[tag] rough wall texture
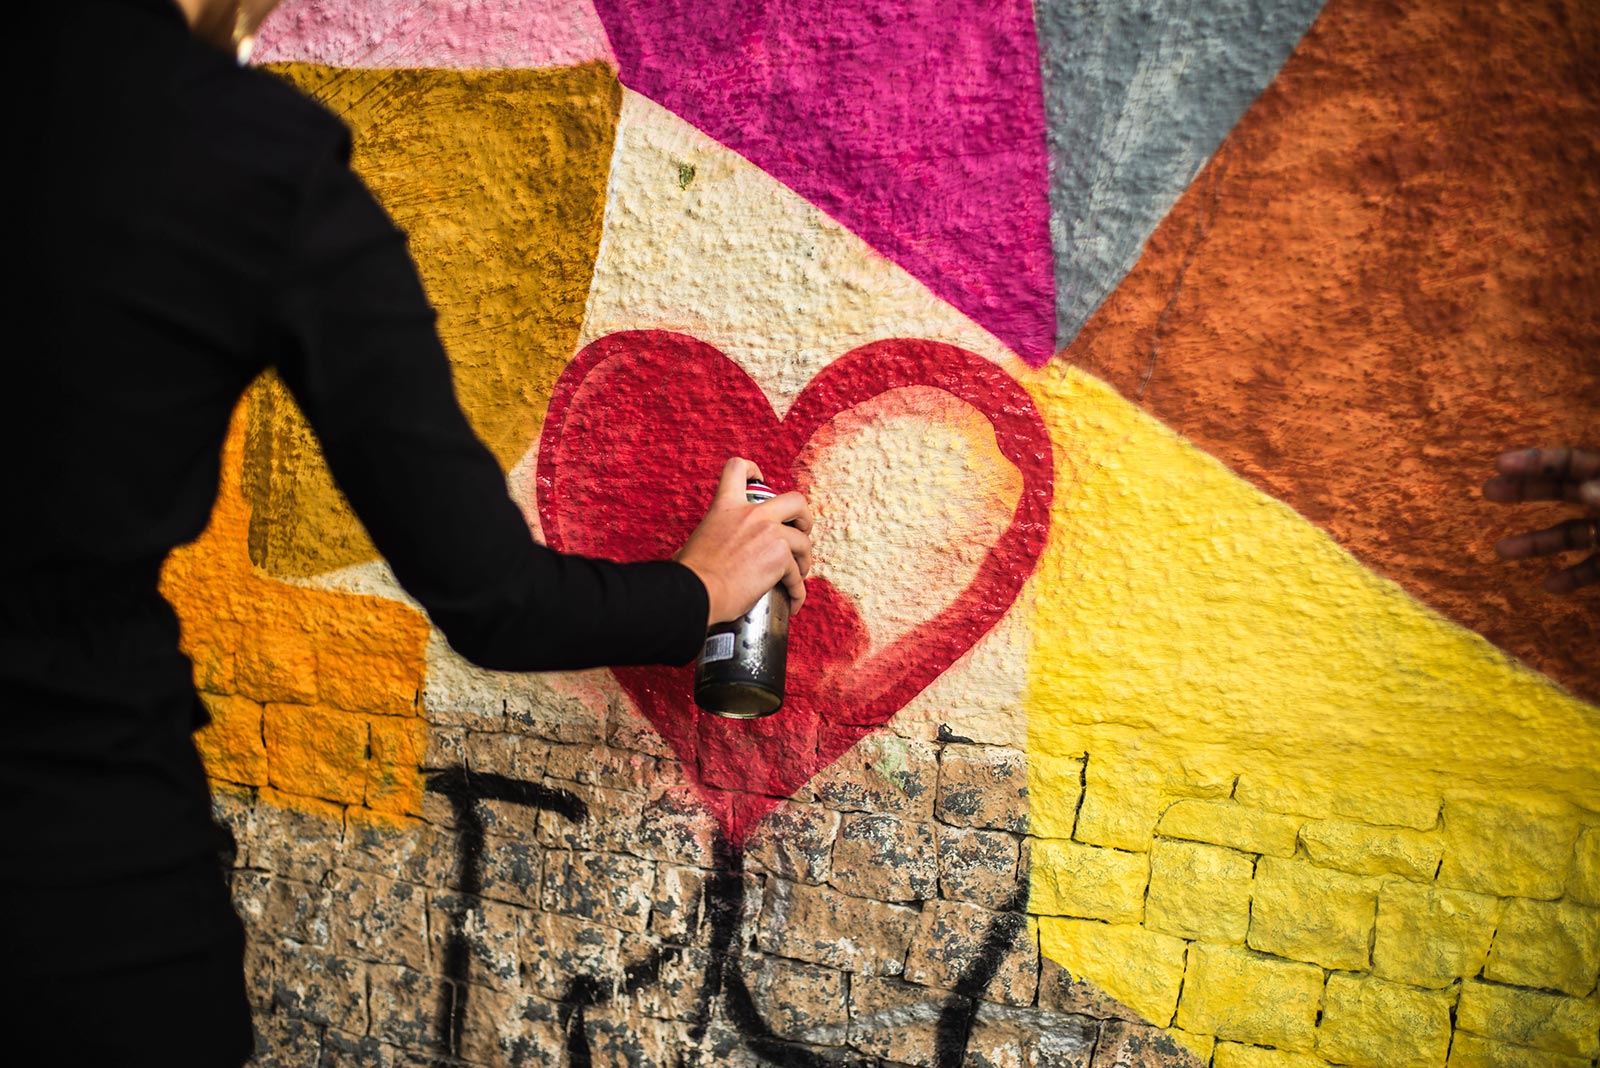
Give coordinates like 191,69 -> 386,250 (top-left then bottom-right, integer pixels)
151,2 -> 1598,1066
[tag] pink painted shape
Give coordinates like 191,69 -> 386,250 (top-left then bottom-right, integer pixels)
255,0 -> 615,69
593,0 -> 1056,364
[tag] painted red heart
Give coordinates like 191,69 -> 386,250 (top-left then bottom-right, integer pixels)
536,331 -> 1053,843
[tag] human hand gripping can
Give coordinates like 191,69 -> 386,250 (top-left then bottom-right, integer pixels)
692,480 -> 789,718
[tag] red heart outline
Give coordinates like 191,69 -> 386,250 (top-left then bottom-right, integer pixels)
537,331 -> 1053,842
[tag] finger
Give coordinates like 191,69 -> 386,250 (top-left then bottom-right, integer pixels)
1495,517 -> 1600,559
779,556 -> 807,611
1495,446 -> 1600,483
780,524 -> 813,577
1583,480 -> 1600,509
1544,552 -> 1600,595
763,490 -> 814,534
1482,474 -> 1587,504
715,457 -> 763,504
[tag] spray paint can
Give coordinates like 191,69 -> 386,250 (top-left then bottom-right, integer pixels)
693,480 -> 789,719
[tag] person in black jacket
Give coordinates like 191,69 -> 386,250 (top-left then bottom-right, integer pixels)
4,1 -> 811,1063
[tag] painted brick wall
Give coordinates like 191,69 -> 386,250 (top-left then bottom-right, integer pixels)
149,2 -> 1599,1066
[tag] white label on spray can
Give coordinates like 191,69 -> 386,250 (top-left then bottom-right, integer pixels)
701,632 -> 735,664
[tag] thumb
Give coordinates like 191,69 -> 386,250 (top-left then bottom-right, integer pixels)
1582,480 -> 1600,509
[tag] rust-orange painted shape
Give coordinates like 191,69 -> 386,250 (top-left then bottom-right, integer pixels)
1067,0 -> 1599,701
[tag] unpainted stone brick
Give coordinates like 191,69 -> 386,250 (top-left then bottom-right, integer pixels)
634,783 -> 719,867
1484,897 -> 1600,998
1146,837 -> 1253,942
936,824 -> 1022,910
649,864 -> 708,944
607,707 -> 678,758
904,900 -> 1037,1007
533,779 -> 645,853
258,875 -> 334,947
249,1011 -> 323,1068
503,677 -> 607,743
252,789 -> 344,883
422,646 -> 510,730
367,963 -> 444,1049
463,732 -> 529,778
212,785 -> 257,866
267,939 -> 367,1033
831,812 -> 938,902
1037,955 -> 1139,1022
1456,980 -> 1600,1058
317,1029 -> 397,1068
427,893 -> 523,990
1036,916 -> 1187,1027
468,834 -> 541,908
630,943 -> 713,1023
1439,795 -> 1582,900
327,869 -> 427,967
962,1003 -> 1098,1068
744,800 -> 841,885
744,954 -> 851,1042
545,742 -> 659,792
1371,880 -> 1499,989
1029,839 -> 1148,923
424,727 -> 466,771
519,910 -> 625,1002
242,924 -> 279,1015
1248,856 -> 1378,971
697,867 -> 768,953
541,849 -> 656,933
582,1005 -> 680,1068
812,732 -> 938,819
1092,1019 -> 1206,1067
1315,973 -> 1452,1068
848,976 -> 956,1067
1157,800 -> 1300,859
457,985 -> 562,1068
937,745 -> 1028,832
757,877 -> 919,976
1174,944 -> 1323,1052
341,807 -> 449,886
476,797 -> 547,845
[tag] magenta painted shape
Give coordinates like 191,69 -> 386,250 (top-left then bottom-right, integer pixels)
593,0 -> 1057,364
255,0 -> 615,69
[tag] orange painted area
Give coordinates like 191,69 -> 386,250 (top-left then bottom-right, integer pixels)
161,404 -> 432,818
1067,0 -> 1599,700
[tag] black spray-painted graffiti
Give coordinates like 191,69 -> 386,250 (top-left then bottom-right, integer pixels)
424,769 -> 1026,1067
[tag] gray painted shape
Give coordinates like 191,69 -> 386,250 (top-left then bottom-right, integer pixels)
1037,0 -> 1326,349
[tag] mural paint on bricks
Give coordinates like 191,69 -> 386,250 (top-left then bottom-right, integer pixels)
1063,0 -> 1600,703
536,331 -> 1052,843
1034,0 -> 1325,348
254,0 -> 615,69
592,0 -> 1057,365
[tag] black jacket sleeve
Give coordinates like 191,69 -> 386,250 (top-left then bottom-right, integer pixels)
267,132 -> 707,671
